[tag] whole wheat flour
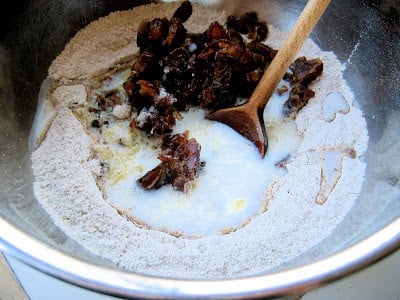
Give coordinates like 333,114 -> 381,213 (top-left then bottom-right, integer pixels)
30,2 -> 368,279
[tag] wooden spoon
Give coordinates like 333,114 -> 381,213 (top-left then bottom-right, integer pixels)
207,0 -> 331,157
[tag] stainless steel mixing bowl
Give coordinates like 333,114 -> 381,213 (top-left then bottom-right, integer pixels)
0,0 -> 399,298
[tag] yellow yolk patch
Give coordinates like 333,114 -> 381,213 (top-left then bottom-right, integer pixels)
228,199 -> 247,213
99,146 -> 141,186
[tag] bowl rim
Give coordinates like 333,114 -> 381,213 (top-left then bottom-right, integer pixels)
0,216 -> 399,299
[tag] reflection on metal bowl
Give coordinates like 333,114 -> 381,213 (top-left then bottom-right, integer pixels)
0,0 -> 399,298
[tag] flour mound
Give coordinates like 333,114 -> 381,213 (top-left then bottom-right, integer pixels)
48,2 -> 226,83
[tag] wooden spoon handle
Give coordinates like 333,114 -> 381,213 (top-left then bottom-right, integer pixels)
250,0 -> 331,110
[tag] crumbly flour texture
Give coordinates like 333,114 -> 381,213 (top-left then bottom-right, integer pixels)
31,2 -> 368,279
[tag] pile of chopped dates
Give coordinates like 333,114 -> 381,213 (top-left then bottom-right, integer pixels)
119,1 -> 323,192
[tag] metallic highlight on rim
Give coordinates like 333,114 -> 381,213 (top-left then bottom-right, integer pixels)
0,217 -> 399,299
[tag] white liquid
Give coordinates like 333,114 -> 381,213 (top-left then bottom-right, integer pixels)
105,84 -> 301,236
322,92 -> 350,122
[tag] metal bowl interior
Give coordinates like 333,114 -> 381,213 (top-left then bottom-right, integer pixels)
0,0 -> 399,298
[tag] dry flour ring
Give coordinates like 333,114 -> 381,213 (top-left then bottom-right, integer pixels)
30,1 -> 368,279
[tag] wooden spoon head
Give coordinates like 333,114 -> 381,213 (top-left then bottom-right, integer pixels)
206,104 -> 267,157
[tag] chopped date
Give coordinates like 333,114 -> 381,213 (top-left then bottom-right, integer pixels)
283,57 -> 323,115
226,12 -> 258,35
283,83 -> 316,116
127,80 -> 160,111
123,51 -> 160,98
207,22 -> 228,40
215,40 -> 244,60
162,47 -> 190,74
227,29 -> 245,48
148,18 -> 169,42
136,80 -> 160,99
162,47 -> 194,107
137,164 -> 167,190
172,0 -> 193,23
248,20 -> 269,42
138,132 -> 202,192
137,18 -> 169,51
246,41 -> 277,59
198,39 -> 243,61
238,50 -> 265,69
134,105 -> 176,136
226,12 -> 268,41
163,18 -> 187,49
289,57 -> 323,86
132,51 -> 155,74
133,82 -> 177,135
154,89 -> 177,109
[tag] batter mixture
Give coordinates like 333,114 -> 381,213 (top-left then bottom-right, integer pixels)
30,1 -> 368,278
